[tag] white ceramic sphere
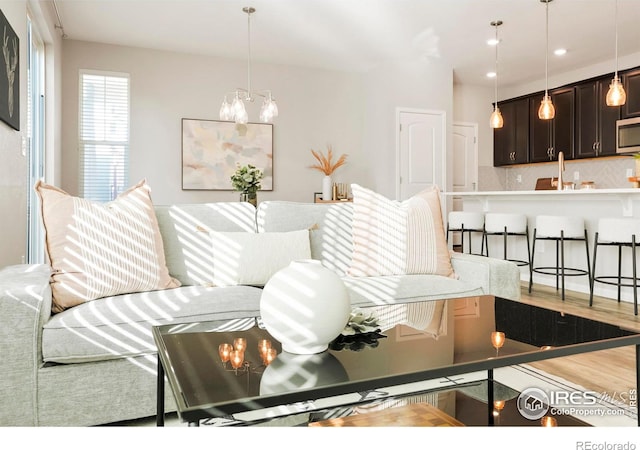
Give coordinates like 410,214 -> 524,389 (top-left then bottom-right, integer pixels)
260,259 -> 350,354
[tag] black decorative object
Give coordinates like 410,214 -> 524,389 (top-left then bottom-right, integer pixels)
0,9 -> 18,131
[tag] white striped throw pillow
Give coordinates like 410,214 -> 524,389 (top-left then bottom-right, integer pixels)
35,179 -> 180,313
348,184 -> 454,278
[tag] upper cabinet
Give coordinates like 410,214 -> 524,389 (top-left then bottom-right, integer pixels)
528,87 -> 574,163
622,68 -> 640,118
493,98 -> 529,166
575,75 -> 620,158
493,66 -> 640,167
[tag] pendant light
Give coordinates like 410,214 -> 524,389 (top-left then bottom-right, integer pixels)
606,0 -> 626,106
219,7 -> 278,124
489,20 -> 504,129
538,0 -> 555,120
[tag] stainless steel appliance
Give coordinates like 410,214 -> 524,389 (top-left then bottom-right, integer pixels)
617,117 -> 640,154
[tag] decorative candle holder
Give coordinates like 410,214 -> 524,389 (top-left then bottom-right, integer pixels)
263,348 -> 277,366
541,416 -> 558,427
230,350 -> 245,373
258,339 -> 272,360
234,337 -> 247,353
218,343 -> 233,364
491,331 -> 505,356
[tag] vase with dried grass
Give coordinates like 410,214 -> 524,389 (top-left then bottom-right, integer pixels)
309,146 -> 347,201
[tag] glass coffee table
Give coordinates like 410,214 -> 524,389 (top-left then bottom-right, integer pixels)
153,296 -> 640,427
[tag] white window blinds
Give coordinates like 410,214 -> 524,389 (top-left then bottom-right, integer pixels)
79,71 -> 130,202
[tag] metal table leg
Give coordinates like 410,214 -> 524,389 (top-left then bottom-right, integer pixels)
157,354 -> 165,427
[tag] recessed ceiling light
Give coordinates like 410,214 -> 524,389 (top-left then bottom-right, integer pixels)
487,72 -> 496,78
554,48 -> 567,56
487,38 -> 500,46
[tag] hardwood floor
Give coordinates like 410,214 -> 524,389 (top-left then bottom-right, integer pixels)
516,282 -> 638,406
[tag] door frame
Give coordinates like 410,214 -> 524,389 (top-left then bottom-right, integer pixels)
395,107 -> 447,201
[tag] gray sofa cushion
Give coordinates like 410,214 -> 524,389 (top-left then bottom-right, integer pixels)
42,285 -> 263,364
257,201 -> 354,276
155,203 -> 258,285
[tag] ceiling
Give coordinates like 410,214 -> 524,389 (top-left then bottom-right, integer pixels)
52,0 -> 640,88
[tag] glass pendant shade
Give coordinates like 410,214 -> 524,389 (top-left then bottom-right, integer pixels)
219,97 -> 233,121
538,94 -> 555,120
490,106 -> 504,129
606,77 -> 626,106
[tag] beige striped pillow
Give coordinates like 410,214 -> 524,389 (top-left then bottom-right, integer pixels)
348,184 -> 454,278
35,180 -> 180,313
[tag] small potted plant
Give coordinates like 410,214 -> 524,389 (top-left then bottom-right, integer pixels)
309,145 -> 347,201
230,164 -> 263,206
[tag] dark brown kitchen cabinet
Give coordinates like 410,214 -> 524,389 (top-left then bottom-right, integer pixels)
529,93 -> 552,162
622,68 -> 640,118
529,87 -> 574,162
575,75 -> 620,158
493,98 -> 529,166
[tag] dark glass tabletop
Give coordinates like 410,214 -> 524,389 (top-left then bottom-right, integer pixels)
153,296 -> 640,425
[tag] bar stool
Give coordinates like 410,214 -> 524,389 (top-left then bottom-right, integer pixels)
590,218 -> 640,316
483,213 -> 530,267
529,215 -> 592,301
446,211 -> 486,256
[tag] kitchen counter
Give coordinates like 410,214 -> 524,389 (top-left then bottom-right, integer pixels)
445,188 -> 640,304
446,188 -> 640,217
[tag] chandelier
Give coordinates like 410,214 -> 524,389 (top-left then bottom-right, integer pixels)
219,7 -> 278,124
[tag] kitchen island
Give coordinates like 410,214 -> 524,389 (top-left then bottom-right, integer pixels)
445,189 -> 640,305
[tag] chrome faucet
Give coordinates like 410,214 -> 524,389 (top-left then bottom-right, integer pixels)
557,151 -> 565,190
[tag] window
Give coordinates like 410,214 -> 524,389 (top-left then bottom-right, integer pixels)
79,70 -> 130,202
26,13 -> 45,264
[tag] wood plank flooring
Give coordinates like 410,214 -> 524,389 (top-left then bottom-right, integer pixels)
517,282 -> 638,405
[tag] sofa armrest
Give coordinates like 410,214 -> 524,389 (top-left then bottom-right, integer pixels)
0,264 -> 52,425
450,253 -> 521,301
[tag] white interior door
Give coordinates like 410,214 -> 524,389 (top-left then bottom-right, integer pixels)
396,109 -> 446,201
452,122 -> 478,211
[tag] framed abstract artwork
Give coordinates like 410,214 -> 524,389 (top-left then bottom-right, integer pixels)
0,9 -> 19,131
182,119 -> 273,190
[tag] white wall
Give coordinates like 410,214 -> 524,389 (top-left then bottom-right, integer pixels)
0,0 -> 61,268
362,58 -> 453,199
453,83 -> 507,191
61,41 -> 368,205
0,1 -> 27,268
61,40 -> 455,207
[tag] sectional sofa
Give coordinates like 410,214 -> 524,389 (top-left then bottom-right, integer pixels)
0,188 -> 520,426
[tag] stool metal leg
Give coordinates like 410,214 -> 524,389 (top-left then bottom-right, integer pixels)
529,229 -> 537,293
461,224 -> 466,254
526,226 -> 532,269
634,236 -> 638,316
560,231 -> 565,301
555,239 -> 560,292
618,244 -> 623,302
502,226 -> 508,261
590,232 -> 599,307
584,229 -> 592,300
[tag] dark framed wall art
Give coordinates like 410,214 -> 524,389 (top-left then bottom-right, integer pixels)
181,119 -> 273,190
0,9 -> 18,131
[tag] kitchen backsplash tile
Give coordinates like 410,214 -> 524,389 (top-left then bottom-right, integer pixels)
480,157 -> 636,191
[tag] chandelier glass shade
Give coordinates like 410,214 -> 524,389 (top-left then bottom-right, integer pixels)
490,20 -> 503,129
606,0 -> 626,106
219,7 -> 278,124
538,0 -> 555,120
